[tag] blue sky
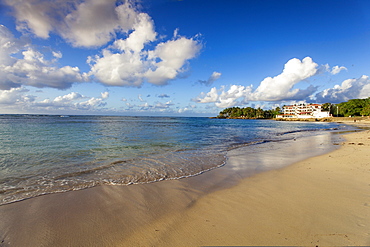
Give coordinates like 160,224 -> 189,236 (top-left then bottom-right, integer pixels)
1,0 -> 370,116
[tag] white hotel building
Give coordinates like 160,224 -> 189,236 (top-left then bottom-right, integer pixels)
276,103 -> 331,119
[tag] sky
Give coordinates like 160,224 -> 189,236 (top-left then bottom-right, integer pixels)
0,0 -> 370,116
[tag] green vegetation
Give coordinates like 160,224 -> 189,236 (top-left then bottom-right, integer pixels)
217,106 -> 281,119
322,98 -> 370,117
217,97 -> 370,119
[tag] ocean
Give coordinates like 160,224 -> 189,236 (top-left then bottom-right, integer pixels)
0,115 -> 353,205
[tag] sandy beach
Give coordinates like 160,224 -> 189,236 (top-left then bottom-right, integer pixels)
1,122 -> 370,246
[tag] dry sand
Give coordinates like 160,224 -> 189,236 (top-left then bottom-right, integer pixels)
144,131 -> 370,246
1,123 -> 369,246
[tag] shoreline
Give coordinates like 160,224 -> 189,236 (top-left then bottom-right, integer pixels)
213,116 -> 370,123
0,121 -> 369,246
154,129 -> 370,246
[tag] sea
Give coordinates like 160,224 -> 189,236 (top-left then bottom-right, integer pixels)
0,114 -> 355,205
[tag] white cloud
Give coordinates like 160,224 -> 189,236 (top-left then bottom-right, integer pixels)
112,13 -> 157,53
195,57 -> 319,108
178,104 -> 199,114
53,92 -> 84,103
359,83 -> 370,99
0,87 -> 34,105
216,85 -> 252,108
178,107 -> 188,113
3,1 -> 202,89
52,51 -> 62,59
138,94 -> 144,102
87,48 -> 145,87
315,75 -> 370,103
101,91 -> 109,99
195,87 -> 220,103
0,25 -> 26,89
0,88 -> 109,113
5,0 -> 56,39
198,74 -> 370,110
154,100 -> 174,109
330,65 -> 347,75
4,47 -> 85,89
0,25 -> 22,66
144,37 -> 202,85
199,71 -> 222,86
86,12 -> 156,87
251,57 -> 318,101
139,102 -> 151,110
4,0 -> 139,48
75,97 -> 107,110
89,33 -> 202,87
194,85 -> 252,108
63,0 -> 135,47
0,25 -> 85,90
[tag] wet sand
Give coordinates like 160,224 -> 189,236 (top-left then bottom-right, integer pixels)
1,124 -> 370,246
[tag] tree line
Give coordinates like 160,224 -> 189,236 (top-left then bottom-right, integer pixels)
217,106 -> 281,119
217,97 -> 370,119
322,98 -> 370,117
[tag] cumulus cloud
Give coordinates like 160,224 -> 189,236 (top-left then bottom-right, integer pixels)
154,101 -> 174,109
320,64 -> 347,75
38,91 -> 108,111
195,57 -> 319,108
101,91 -> 109,99
0,25 -> 22,66
134,100 -> 176,112
195,87 -> 220,104
2,47 -> 85,89
199,71 -> 222,86
330,65 -> 347,75
0,87 -> 34,105
216,85 -> 253,108
53,92 -> 84,103
86,9 -> 201,87
88,34 -> 201,87
0,25 -> 85,90
178,104 -> 197,114
251,57 -> 318,101
4,0 -> 139,48
5,0 -> 57,39
3,1 -> 202,90
315,75 -> 370,103
75,97 -> 107,110
63,0 -> 138,47
144,36 -> 202,85
112,13 -> 157,53
195,57 -> 370,108
194,85 -> 252,108
0,88 -> 109,112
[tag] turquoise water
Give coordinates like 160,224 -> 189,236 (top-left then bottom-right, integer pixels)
0,115 -> 351,205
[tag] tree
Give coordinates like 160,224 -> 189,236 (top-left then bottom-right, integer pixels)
256,108 -> 264,118
332,98 -> 370,117
322,103 -> 332,112
217,98 -> 370,119
242,107 -> 256,118
360,105 -> 370,116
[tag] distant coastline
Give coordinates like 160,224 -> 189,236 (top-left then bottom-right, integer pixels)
275,116 -> 370,122
211,116 -> 370,123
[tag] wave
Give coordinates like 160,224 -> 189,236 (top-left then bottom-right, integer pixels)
0,116 -> 352,206
276,127 -> 340,136
0,149 -> 226,205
